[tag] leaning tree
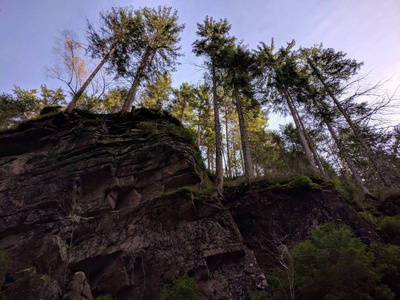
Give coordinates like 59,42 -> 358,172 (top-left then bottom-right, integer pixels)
65,6 -> 141,113
119,6 -> 184,113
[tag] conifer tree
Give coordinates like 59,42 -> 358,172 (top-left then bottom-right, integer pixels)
220,44 -> 258,184
120,6 -> 184,113
302,46 -> 393,187
66,7 -> 140,113
193,17 -> 235,195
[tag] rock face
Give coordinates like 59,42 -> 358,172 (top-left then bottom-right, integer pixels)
228,185 -> 381,271
0,110 -> 380,299
0,110 -> 264,299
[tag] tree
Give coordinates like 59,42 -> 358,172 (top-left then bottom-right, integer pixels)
0,85 -> 66,130
302,46 -> 393,187
46,30 -> 89,97
258,41 -> 325,178
140,71 -> 172,109
262,223 -> 396,300
120,6 -> 184,113
65,6 -> 141,113
220,44 -> 258,184
170,82 -> 196,124
193,16 -> 235,195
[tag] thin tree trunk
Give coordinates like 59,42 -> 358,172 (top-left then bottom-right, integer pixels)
212,64 -> 224,196
310,96 -> 370,194
325,120 -> 370,195
121,48 -> 153,113
283,88 -> 320,175
207,146 -> 210,171
234,89 -> 254,184
294,99 -> 330,180
180,101 -> 186,123
224,106 -> 232,178
222,149 -> 228,175
238,131 -> 245,174
309,61 -> 391,187
197,111 -> 202,147
66,44 -> 118,113
232,148 -> 238,177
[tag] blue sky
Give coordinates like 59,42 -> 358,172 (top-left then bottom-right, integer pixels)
1,0 -> 399,126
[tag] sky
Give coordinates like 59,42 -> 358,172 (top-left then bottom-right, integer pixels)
1,0 -> 399,128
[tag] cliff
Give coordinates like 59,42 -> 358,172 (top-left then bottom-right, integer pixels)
0,109 -> 381,299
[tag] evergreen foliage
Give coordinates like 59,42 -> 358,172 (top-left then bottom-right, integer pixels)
256,223 -> 400,300
161,274 -> 200,300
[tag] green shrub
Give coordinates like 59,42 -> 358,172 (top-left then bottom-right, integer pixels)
263,223 -> 398,299
381,216 -> 400,236
288,175 -> 312,188
359,212 -> 381,229
162,123 -> 197,147
161,274 -> 200,300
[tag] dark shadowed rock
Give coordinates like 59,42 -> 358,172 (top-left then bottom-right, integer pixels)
0,110 -> 264,299
0,267 -> 62,300
228,185 -> 381,271
63,271 -> 92,300
379,194 -> 400,216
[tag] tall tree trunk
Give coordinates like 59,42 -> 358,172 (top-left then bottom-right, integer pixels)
121,48 -> 153,113
237,130 -> 245,173
212,64 -> 224,195
309,61 -> 391,187
310,96 -> 371,194
293,99 -> 330,180
179,101 -> 186,123
283,88 -> 320,175
325,120 -> 370,195
234,89 -> 254,184
207,146 -> 210,171
65,44 -> 118,113
232,147 -> 238,177
197,111 -> 202,147
224,106 -> 232,178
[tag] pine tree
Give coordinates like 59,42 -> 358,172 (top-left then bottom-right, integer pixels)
65,7 -> 140,113
120,6 -> 184,113
193,17 -> 235,195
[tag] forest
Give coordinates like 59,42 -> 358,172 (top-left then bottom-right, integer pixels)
1,5 -> 400,300
1,6 -> 398,200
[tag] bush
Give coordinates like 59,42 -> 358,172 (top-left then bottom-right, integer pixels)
381,216 -> 400,236
263,223 -> 398,299
288,175 -> 312,188
161,274 -> 200,300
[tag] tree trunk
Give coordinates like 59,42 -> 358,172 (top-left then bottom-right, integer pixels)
283,88 -> 320,175
224,106 -> 232,178
207,146 -> 210,171
65,44 -> 118,113
310,96 -> 371,194
197,111 -> 202,147
212,64 -> 224,195
121,48 -> 153,113
234,89 -> 254,185
232,147 -> 238,177
237,130 -> 245,174
180,101 -> 186,123
325,120 -> 370,195
293,98 -> 330,180
309,61 -> 392,187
